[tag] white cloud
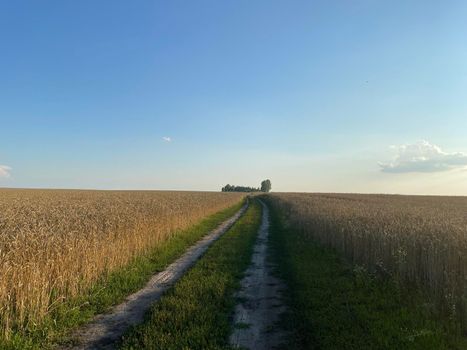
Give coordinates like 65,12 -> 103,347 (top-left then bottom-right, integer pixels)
379,140 -> 467,173
0,165 -> 11,178
162,136 -> 172,142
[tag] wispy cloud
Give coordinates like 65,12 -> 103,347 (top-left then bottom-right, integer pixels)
379,140 -> 467,173
162,136 -> 172,142
0,165 -> 12,178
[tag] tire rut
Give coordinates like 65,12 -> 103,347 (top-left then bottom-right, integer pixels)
61,202 -> 249,350
229,200 -> 288,350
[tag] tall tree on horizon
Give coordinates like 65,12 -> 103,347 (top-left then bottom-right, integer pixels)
261,179 -> 271,193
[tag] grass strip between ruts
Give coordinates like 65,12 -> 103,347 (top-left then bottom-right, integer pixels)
4,199 -> 246,350
265,196 -> 467,350
119,199 -> 262,350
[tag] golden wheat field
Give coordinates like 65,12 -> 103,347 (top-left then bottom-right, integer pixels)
0,189 -> 244,338
269,193 -> 467,329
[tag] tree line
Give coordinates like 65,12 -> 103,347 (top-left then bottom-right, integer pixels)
221,179 -> 271,193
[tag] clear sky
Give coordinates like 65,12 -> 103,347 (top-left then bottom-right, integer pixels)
1,1 -> 466,194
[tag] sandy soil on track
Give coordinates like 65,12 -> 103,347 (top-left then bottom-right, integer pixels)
229,201 -> 288,350
62,202 -> 248,350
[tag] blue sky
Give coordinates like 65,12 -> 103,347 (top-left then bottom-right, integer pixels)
1,0 -> 467,194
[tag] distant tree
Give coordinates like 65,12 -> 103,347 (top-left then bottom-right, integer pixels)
221,184 -> 259,192
261,179 -> 271,193
222,184 -> 233,192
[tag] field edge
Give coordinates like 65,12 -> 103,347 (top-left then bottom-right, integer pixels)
264,195 -> 467,350
119,199 -> 263,349
3,198 -> 246,350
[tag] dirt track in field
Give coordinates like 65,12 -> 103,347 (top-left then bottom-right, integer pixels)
62,202 -> 248,350
229,201 -> 288,350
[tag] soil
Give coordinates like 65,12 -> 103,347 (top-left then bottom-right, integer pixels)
62,202 -> 248,350
229,201 -> 288,350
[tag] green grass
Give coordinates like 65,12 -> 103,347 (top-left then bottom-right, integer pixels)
119,200 -> 263,350
3,200 -> 245,350
265,197 -> 467,350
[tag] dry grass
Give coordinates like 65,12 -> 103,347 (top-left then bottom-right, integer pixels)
269,193 -> 467,330
0,189 -> 244,338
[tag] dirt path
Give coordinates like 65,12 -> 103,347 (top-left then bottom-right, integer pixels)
62,202 -> 248,350
229,201 -> 287,350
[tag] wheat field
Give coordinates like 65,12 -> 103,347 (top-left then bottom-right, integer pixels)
269,193 -> 467,330
0,189 -> 244,338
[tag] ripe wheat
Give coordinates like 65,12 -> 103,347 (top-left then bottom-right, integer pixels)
269,193 -> 467,330
0,189 -> 244,338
